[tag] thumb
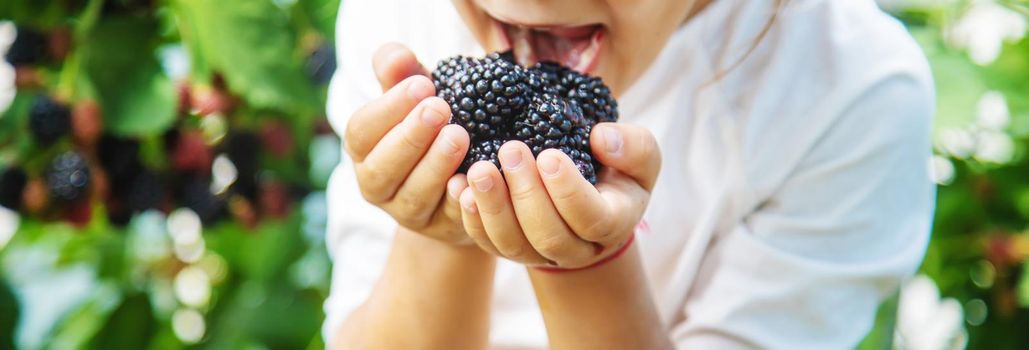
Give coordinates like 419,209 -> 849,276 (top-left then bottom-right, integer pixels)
372,43 -> 430,92
590,123 -> 661,191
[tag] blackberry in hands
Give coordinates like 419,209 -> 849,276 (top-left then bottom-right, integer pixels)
433,52 -> 530,140
46,151 -> 91,203
431,52 -> 617,184
460,139 -> 505,173
0,167 -> 27,209
29,96 -> 72,147
530,62 -> 618,123
5,27 -> 48,66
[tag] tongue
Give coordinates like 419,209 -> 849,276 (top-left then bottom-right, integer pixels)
509,26 -> 603,74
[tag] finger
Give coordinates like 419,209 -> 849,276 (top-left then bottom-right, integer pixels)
372,43 -> 430,91
344,75 -> 436,161
459,187 -> 502,256
356,97 -> 450,203
591,123 -> 661,191
536,148 -> 625,246
467,161 -> 550,265
497,143 -> 596,267
387,125 -> 470,226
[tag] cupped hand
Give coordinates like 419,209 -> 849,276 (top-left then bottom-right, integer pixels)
458,123 -> 661,268
345,43 -> 473,244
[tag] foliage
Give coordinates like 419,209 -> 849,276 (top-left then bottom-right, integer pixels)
0,0 -> 340,348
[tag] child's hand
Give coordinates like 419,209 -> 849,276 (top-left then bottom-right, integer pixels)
458,123 -> 661,268
345,44 -> 472,244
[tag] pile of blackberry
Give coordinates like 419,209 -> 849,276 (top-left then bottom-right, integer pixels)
432,51 -> 618,184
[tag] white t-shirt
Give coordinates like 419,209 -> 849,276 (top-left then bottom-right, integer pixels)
323,0 -> 936,348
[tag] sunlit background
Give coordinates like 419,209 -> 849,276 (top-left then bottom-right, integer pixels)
0,0 -> 1026,349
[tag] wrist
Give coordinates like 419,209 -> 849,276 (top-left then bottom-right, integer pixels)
396,226 -> 494,263
534,234 -> 636,273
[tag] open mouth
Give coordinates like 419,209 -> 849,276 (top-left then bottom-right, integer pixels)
493,18 -> 605,74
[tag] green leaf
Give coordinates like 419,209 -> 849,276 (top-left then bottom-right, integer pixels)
295,0 -> 341,40
1020,260 -> 1029,307
172,0 -> 319,114
0,278 -> 18,350
929,52 -> 988,133
90,293 -> 156,349
82,17 -> 176,136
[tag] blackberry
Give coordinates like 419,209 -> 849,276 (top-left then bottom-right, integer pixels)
431,52 -> 618,184
46,151 -> 91,203
0,167 -> 27,209
98,135 -> 142,184
222,131 -> 261,200
531,62 -> 618,123
460,139 -> 505,172
29,96 -> 72,147
514,95 -> 597,183
305,44 -> 337,85
5,27 -> 48,66
433,52 -> 530,140
126,171 -> 164,212
176,176 -> 225,224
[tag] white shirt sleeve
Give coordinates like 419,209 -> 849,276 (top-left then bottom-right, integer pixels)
320,0 -> 396,343
670,71 -> 935,349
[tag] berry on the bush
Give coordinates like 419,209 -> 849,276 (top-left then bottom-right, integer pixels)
29,95 -> 72,146
0,167 -> 28,209
46,151 -> 91,203
4,27 -> 48,66
431,51 -> 618,184
175,176 -> 224,224
98,135 -> 142,184
305,44 -> 337,85
126,170 -> 164,212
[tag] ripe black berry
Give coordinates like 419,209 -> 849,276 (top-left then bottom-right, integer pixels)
46,151 -> 91,203
460,139 -> 505,173
222,131 -> 261,200
98,135 -> 143,184
5,27 -> 48,66
29,96 -> 72,147
176,176 -> 225,224
0,167 -> 28,209
305,44 -> 337,85
434,52 -> 530,140
126,170 -> 164,212
431,52 -> 618,184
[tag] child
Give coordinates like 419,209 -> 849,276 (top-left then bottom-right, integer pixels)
324,0 -> 935,348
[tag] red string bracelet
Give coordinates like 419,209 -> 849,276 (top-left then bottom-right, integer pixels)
534,234 -> 636,273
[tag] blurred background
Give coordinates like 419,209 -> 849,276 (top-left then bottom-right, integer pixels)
0,0 -> 1026,349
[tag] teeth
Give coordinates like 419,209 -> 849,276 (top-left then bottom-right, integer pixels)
571,31 -> 602,73
508,26 -> 537,66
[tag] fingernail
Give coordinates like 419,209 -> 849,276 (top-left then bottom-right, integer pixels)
602,126 -> 623,155
406,78 -> 434,100
539,155 -> 561,177
440,128 -> 462,155
420,104 -> 446,126
460,193 -> 478,214
447,180 -> 462,199
499,145 -> 523,170
472,176 -> 493,192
